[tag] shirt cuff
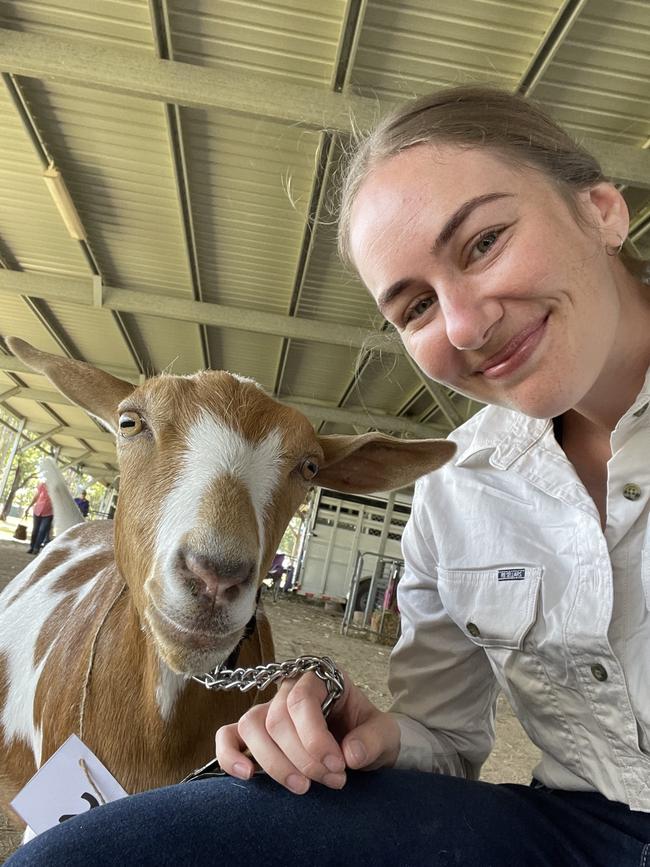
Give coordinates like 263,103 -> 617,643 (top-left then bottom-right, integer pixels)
392,713 -> 470,778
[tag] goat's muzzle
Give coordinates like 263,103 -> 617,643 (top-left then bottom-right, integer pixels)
177,548 -> 256,606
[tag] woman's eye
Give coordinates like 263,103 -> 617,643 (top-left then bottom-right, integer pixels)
118,411 -> 144,437
405,296 -> 435,324
469,229 -> 502,261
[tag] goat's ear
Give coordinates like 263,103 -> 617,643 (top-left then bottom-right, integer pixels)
316,432 -> 456,494
6,337 -> 135,433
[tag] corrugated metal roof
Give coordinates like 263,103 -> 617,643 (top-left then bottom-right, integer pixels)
352,0 -> 562,98
168,0 -> 346,85
0,0 -> 648,483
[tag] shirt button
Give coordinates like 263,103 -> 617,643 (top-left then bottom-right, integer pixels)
466,622 -> 481,637
633,402 -> 648,418
623,483 -> 642,501
591,663 -> 608,682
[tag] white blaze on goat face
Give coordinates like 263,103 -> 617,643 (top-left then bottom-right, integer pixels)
144,409 -> 284,669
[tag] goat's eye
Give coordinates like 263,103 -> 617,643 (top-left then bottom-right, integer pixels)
119,411 -> 143,437
299,458 -> 319,481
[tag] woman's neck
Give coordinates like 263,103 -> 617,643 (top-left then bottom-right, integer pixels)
573,274 -> 650,433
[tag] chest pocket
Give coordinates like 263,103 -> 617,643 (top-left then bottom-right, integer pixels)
438,565 -> 543,650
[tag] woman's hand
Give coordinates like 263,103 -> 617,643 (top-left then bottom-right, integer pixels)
214,670 -> 400,794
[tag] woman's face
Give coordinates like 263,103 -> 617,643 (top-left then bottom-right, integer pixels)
349,143 -> 628,419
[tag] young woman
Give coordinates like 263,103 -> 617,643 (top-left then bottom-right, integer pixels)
9,87 -> 650,867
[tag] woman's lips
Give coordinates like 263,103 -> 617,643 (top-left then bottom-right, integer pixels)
478,316 -> 549,380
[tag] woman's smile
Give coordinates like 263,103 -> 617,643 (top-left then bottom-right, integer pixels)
477,315 -> 549,381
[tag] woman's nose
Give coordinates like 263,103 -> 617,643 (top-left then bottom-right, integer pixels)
438,291 -> 503,351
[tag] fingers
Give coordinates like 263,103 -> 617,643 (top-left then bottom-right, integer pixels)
283,673 -> 346,773
265,677 -> 346,786
214,672 -> 348,794
216,713 -> 311,793
214,722 -> 256,779
341,712 -> 401,771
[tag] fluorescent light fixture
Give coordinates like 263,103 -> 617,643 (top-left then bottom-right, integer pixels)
43,165 -> 87,241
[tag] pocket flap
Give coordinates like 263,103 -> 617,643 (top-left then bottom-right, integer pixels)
438,565 -> 543,650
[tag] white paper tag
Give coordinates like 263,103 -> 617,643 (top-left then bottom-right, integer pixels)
10,734 -> 128,836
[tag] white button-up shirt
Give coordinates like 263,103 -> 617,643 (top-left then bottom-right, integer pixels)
390,368 -> 650,811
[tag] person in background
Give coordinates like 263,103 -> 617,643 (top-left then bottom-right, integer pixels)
74,488 -> 89,518
24,478 -> 53,554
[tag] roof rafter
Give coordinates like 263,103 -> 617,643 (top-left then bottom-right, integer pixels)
2,384 -> 445,438
516,0 -> 589,96
0,270 -> 402,354
2,30 -> 649,188
148,0 -> 211,371
274,131 -> 336,397
2,72 -> 149,378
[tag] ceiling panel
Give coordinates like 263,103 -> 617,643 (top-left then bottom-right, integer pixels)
0,0 -> 649,489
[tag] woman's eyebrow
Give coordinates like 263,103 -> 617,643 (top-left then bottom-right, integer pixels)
431,192 -> 513,253
376,192 -> 514,316
376,278 -> 413,318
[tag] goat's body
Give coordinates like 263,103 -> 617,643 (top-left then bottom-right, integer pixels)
0,336 -> 453,835
0,521 -> 274,822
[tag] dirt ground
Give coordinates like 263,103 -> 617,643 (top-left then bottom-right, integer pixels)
0,536 -> 539,862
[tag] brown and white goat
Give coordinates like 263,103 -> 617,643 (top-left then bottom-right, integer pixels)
0,337 -> 454,825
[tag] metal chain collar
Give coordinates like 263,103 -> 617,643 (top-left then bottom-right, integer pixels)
192,655 -> 345,717
183,656 -> 344,783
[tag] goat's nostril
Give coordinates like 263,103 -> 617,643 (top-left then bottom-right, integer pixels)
179,550 -> 255,600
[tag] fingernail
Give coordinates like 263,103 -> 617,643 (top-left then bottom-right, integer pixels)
348,739 -> 367,765
286,774 -> 309,795
232,762 -> 251,779
323,773 -> 346,790
323,754 -> 345,774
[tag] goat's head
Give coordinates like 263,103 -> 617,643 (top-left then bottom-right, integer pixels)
7,338 -> 455,675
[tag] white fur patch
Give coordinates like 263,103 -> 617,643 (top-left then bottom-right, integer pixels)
155,660 -> 187,721
228,372 -> 263,389
0,544 -> 101,765
155,411 -> 283,622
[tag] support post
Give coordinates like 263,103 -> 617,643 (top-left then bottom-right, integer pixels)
0,418 -> 25,506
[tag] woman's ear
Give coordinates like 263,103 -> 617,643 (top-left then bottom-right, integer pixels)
583,182 -> 630,248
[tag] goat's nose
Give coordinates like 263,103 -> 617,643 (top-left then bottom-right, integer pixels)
179,549 -> 255,601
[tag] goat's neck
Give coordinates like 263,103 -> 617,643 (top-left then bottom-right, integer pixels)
80,587 -> 269,792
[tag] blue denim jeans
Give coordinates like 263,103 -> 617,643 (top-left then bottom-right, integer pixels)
7,770 -> 650,866
29,514 -> 52,552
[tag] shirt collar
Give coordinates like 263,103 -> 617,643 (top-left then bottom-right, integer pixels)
454,405 -> 550,470
455,363 -> 650,469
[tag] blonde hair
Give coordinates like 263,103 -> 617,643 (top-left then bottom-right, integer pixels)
337,85 -> 647,282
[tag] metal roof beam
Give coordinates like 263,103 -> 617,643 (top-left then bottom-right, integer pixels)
516,0 -> 588,97
4,385 -> 444,438
17,424 -> 64,452
0,29 -> 378,132
148,0 -> 211,370
630,207 -> 650,244
49,427 -> 115,446
2,72 -> 148,380
403,355 -> 464,429
0,270 -> 402,354
2,30 -> 650,188
274,131 -> 336,397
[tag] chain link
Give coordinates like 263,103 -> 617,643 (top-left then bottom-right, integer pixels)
192,655 -> 344,717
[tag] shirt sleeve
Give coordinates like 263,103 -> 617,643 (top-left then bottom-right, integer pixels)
388,483 -> 500,780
